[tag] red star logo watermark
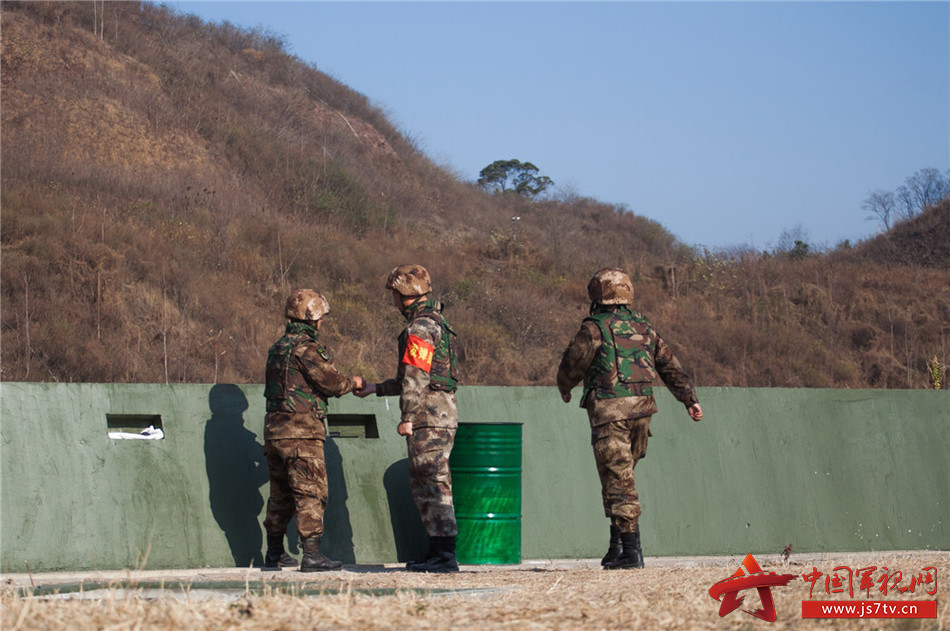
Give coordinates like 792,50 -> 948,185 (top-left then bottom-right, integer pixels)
709,553 -> 797,622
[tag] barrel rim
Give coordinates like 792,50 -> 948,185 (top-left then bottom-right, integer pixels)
457,422 -> 524,426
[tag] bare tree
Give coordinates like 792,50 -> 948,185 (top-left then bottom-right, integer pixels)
276,231 -> 299,294
896,168 -> 950,219
862,190 -> 898,231
92,0 -> 105,40
162,269 -> 169,385
22,274 -> 33,379
776,224 -> 809,255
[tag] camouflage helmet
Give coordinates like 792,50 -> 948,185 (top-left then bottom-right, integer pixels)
385,264 -> 431,297
284,289 -> 330,321
587,268 -> 634,305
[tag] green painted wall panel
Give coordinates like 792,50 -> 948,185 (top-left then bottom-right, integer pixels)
1,383 -> 947,571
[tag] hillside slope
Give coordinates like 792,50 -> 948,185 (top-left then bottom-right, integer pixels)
2,2 -> 947,390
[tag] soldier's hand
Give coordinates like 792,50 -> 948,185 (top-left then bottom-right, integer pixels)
688,403 -> 703,422
355,383 -> 376,398
397,420 -> 413,436
560,391 -> 571,403
352,376 -> 365,391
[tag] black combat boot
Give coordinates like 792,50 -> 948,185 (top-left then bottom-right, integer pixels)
601,525 -> 622,567
408,536 -> 459,573
300,536 -> 343,572
603,530 -> 644,570
405,537 -> 439,570
262,533 -> 298,571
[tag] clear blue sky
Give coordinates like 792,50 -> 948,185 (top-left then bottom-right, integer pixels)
169,1 -> 949,250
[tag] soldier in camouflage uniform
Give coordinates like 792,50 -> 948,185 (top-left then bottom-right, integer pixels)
262,289 -> 364,572
356,264 -> 461,573
557,268 -> 703,570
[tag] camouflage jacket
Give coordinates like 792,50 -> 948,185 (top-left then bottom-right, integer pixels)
377,299 -> 459,429
556,306 -> 698,426
263,321 -> 358,440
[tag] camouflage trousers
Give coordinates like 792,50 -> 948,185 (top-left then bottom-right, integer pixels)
263,438 -> 328,540
407,427 -> 458,537
591,416 -> 652,533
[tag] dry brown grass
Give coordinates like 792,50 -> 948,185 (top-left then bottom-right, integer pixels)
1,2 -> 948,389
3,552 -> 947,630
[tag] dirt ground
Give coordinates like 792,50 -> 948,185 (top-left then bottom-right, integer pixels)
2,551 -> 947,630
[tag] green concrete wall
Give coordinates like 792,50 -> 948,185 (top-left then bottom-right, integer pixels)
1,383 -> 947,571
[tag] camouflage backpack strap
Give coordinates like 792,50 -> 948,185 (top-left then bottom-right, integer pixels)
416,303 -> 459,392
291,341 -> 330,418
264,331 -> 297,413
610,309 -> 657,388
582,312 -> 615,399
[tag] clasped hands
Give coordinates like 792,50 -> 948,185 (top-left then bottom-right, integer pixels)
353,377 -> 375,398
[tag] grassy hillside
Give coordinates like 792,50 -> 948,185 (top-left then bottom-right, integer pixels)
2,1 -> 947,390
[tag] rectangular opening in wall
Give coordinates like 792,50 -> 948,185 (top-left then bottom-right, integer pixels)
327,414 -> 378,439
107,414 -> 164,440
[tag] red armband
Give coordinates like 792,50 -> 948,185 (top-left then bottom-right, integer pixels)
401,334 -> 434,372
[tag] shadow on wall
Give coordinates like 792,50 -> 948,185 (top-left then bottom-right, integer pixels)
203,386 -> 425,565
321,437 -> 356,564
384,458 -> 428,563
204,384 -> 268,567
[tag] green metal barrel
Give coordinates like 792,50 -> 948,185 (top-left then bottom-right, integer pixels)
450,422 -> 522,564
